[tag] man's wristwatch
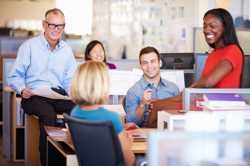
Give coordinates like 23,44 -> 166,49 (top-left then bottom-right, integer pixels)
20,89 -> 24,96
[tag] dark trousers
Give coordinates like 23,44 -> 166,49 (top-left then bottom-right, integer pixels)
21,96 -> 75,166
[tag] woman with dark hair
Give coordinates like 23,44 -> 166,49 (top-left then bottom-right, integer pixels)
84,40 -> 117,69
191,8 -> 244,88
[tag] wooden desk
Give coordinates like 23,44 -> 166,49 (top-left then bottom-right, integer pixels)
47,136 -> 77,166
45,126 -> 152,166
126,128 -> 153,154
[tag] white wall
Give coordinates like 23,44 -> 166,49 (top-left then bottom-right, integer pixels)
0,0 -> 55,27
56,0 -> 93,35
92,0 -> 203,59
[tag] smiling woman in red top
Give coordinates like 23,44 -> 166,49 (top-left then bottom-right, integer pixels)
191,8 -> 244,88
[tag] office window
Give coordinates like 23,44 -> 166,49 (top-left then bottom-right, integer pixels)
56,0 -> 92,35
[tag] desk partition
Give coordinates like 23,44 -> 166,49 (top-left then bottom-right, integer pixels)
148,131 -> 250,166
157,110 -> 250,131
156,88 -> 250,130
183,88 -> 250,112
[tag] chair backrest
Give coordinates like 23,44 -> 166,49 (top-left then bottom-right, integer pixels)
63,113 -> 125,166
122,96 -> 126,111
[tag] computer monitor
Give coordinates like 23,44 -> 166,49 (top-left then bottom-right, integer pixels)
242,55 -> 250,88
148,131 -> 250,166
160,53 -> 195,70
194,53 -> 208,81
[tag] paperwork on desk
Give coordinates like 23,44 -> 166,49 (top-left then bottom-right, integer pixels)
127,129 -> 148,142
16,97 -> 24,126
201,104 -> 250,110
131,132 -> 147,142
45,126 -> 70,142
200,93 -> 250,110
203,93 -> 246,107
32,87 -> 70,100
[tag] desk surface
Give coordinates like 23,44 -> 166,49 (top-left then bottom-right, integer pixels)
126,128 -> 153,154
45,126 -> 153,154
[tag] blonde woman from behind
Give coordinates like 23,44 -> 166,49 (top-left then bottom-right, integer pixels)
70,61 -> 135,166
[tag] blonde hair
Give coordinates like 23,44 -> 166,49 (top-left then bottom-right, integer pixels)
70,61 -> 109,106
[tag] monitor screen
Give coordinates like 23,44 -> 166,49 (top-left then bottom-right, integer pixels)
242,55 -> 250,88
194,53 -> 208,81
160,53 -> 195,70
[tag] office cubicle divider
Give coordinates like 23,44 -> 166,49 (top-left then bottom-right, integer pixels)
194,53 -> 207,81
183,88 -> 250,112
148,131 -> 250,166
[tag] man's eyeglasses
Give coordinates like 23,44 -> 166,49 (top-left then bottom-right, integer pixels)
45,21 -> 65,30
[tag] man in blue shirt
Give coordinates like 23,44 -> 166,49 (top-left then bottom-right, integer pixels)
8,8 -> 76,166
125,47 -> 179,127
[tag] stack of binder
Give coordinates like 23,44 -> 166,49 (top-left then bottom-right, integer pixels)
201,93 -> 250,110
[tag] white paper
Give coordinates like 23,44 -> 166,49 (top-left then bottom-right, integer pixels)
16,97 -> 24,126
32,87 -> 70,100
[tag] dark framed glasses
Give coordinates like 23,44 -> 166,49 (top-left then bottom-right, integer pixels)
45,21 -> 65,30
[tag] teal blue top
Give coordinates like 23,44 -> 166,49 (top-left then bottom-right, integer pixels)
71,106 -> 123,134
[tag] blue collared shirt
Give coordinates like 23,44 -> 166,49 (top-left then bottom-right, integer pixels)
8,34 -> 77,95
125,76 -> 179,127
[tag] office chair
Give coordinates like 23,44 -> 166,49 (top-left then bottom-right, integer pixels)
122,96 -> 126,112
63,113 -> 125,166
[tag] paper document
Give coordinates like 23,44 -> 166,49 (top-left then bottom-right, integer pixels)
32,87 -> 70,100
127,129 -> 149,142
201,104 -> 250,110
131,132 -> 147,142
203,93 -> 246,107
